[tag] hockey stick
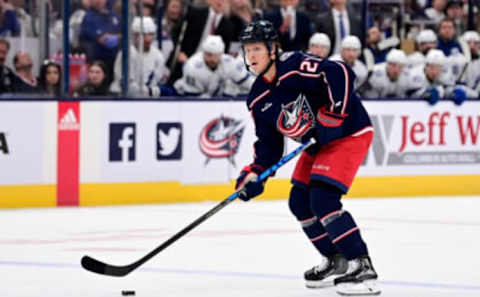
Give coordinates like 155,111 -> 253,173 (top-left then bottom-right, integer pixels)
355,48 -> 375,95
81,138 -> 315,277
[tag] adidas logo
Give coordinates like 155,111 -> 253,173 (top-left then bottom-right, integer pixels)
59,108 -> 80,131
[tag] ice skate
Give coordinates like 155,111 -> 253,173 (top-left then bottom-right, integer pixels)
304,253 -> 348,288
334,255 -> 381,296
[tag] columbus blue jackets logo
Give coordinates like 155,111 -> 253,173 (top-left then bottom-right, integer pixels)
277,94 -> 315,141
199,116 -> 245,165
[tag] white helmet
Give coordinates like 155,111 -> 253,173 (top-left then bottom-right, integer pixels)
425,49 -> 446,65
309,33 -> 331,49
462,30 -> 480,43
202,35 -> 225,54
386,49 -> 407,64
132,16 -> 157,34
341,35 -> 361,50
416,29 -> 437,44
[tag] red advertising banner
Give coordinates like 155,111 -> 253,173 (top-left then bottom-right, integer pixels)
57,102 -> 80,206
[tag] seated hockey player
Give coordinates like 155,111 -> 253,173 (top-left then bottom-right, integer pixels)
110,16 -> 169,96
406,49 -> 472,104
330,36 -> 368,88
362,49 -> 410,98
307,33 -> 331,59
235,20 -> 380,296
407,29 -> 438,69
173,35 -> 255,98
458,31 -> 480,98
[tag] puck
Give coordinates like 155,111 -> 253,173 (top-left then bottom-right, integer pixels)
121,290 -> 135,296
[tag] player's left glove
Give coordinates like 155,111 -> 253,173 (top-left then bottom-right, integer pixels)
451,86 -> 467,106
235,165 -> 265,201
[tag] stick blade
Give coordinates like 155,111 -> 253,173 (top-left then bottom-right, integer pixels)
81,255 -> 131,277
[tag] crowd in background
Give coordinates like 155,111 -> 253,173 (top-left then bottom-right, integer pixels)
0,0 -> 479,104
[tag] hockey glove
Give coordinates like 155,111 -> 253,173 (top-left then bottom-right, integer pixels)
315,106 -> 346,146
424,88 -> 440,105
451,86 -> 467,106
235,165 -> 265,201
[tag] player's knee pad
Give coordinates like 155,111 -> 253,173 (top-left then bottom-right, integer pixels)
288,185 -> 314,222
309,182 -> 343,220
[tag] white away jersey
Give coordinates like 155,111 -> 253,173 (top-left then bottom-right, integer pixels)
363,62 -> 410,98
174,52 -> 254,97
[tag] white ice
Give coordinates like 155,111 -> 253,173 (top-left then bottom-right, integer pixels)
1,196 -> 480,297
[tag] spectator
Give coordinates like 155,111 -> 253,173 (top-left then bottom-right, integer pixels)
161,0 -> 183,60
168,0 -> 234,84
142,0 -> 157,17
299,0 -> 330,22
315,0 -> 363,56
425,0 -> 447,24
79,0 -> 121,82
229,0 -> 262,55
307,32 -> 331,58
264,0 -> 313,51
110,16 -> 169,96
173,35 -> 254,97
0,0 -> 20,36
362,49 -> 410,98
11,0 -> 33,36
330,35 -> 368,88
74,60 -> 113,96
0,38 -> 8,66
445,0 -> 466,33
437,18 -> 467,56
363,26 -> 399,64
13,52 -> 38,87
407,29 -> 438,68
38,60 -> 62,97
70,0 -> 91,51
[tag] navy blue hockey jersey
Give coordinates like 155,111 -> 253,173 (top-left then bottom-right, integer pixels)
246,51 -> 372,171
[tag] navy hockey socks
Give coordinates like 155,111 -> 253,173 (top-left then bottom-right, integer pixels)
309,184 -> 368,260
289,186 -> 338,257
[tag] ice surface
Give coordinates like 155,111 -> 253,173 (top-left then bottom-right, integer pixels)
1,196 -> 480,297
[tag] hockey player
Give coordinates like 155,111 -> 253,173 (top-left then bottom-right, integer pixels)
407,29 -> 438,69
174,35 -> 254,97
458,31 -> 480,98
235,20 -> 380,296
363,49 -> 410,98
110,16 -> 169,96
308,33 -> 331,58
330,36 -> 368,88
406,49 -> 470,104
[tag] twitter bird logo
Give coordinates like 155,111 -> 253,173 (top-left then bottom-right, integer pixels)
157,123 -> 182,160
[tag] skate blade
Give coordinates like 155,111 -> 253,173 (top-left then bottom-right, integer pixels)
336,280 -> 381,296
306,279 -> 335,289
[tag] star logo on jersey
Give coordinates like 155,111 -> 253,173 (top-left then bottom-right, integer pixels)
199,115 -> 245,166
277,93 -> 315,141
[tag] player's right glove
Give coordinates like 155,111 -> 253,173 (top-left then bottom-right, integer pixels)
235,165 -> 265,201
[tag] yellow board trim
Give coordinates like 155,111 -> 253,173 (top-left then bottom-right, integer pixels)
1,175 -> 479,208
0,185 -> 56,208
79,175 -> 480,206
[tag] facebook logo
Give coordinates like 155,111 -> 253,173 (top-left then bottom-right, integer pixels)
157,122 -> 182,160
109,123 -> 136,162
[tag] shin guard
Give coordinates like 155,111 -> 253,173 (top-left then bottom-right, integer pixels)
289,186 -> 338,257
309,185 -> 368,260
